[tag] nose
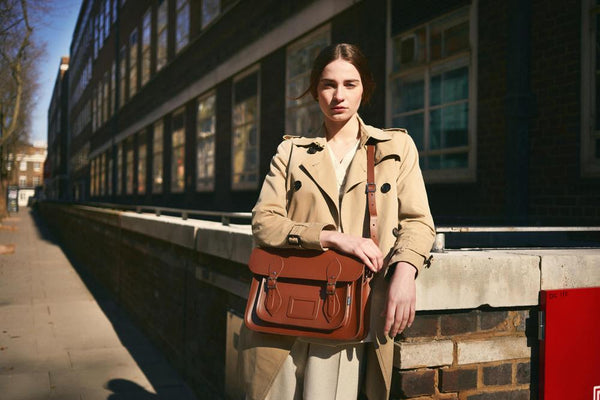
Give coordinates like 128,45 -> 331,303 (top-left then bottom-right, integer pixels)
333,87 -> 345,102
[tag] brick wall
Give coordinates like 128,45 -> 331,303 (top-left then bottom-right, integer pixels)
529,0 -> 600,224
392,309 -> 536,400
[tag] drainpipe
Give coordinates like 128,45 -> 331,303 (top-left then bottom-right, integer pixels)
505,0 -> 533,225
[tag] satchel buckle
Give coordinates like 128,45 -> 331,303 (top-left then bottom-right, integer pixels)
365,182 -> 376,193
267,271 -> 278,289
326,280 -> 336,296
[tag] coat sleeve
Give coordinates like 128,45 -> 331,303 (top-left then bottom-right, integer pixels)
387,134 -> 436,272
252,140 -> 335,250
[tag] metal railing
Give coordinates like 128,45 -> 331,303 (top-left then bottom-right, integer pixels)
83,201 -> 252,226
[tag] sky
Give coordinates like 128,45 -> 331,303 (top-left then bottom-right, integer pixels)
29,1 -> 82,147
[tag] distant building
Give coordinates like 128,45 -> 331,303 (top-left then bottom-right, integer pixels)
7,143 -> 47,206
55,0 -> 599,225
47,56 -> 70,200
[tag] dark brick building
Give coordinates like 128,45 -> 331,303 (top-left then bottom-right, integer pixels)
47,56 -> 70,200
50,0 -> 600,225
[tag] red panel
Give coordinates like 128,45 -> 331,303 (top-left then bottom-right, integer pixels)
540,287 -> 600,400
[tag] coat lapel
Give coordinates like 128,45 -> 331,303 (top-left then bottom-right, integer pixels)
299,142 -> 339,212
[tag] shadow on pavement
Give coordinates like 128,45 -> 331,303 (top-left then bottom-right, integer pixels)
106,379 -> 160,400
27,208 -> 200,400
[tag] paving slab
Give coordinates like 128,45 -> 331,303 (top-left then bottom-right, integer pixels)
0,210 -> 198,400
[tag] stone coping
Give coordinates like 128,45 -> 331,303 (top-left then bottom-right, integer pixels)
50,204 -> 600,311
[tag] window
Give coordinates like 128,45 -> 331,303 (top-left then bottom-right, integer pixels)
388,6 -> 476,182
117,142 -> 123,195
171,109 -> 186,192
175,0 -> 190,53
19,176 -> 26,187
97,81 -> 103,125
286,26 -> 330,137
141,9 -> 151,86
232,68 -> 260,189
107,151 -> 113,196
104,0 -> 110,38
111,61 -> 116,115
100,152 -> 106,196
153,120 -> 164,193
119,45 -> 127,107
202,0 -> 220,28
90,159 -> 96,196
129,28 -> 138,98
112,0 -> 117,24
33,162 -> 41,172
103,71 -> 109,122
582,0 -> 600,176
157,0 -> 168,71
138,132 -> 147,194
196,93 -> 216,190
19,161 -> 26,171
33,176 -> 40,187
126,138 -> 134,195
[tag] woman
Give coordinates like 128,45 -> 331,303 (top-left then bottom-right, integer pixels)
239,43 -> 435,400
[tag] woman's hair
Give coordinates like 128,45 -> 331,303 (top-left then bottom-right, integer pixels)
302,43 -> 376,104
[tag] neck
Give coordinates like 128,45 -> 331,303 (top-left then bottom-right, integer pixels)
324,115 -> 360,143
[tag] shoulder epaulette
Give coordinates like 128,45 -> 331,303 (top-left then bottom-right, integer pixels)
382,128 -> 408,134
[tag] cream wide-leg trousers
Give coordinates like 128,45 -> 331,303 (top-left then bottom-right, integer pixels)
264,339 -> 365,400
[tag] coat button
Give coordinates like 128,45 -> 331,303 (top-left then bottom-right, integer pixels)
381,183 -> 391,193
293,181 -> 302,191
392,227 -> 399,237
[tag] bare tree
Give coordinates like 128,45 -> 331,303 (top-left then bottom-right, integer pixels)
0,0 -> 44,217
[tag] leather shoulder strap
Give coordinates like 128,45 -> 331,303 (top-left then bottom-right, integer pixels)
366,144 -> 378,245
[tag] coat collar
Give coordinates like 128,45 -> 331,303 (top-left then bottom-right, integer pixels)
289,115 -> 401,208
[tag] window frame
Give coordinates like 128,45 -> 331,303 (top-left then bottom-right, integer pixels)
285,24 -> 331,137
156,0 -> 169,72
129,28 -> 139,98
175,0 -> 190,53
196,91 -> 217,191
138,131 -> 147,195
231,65 -> 261,190
141,8 -> 151,86
386,2 -> 478,183
153,119 -> 164,194
581,0 -> 600,176
171,108 -> 186,193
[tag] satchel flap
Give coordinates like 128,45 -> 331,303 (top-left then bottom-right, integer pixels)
249,248 -> 364,282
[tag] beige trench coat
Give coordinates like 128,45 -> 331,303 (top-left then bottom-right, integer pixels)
240,117 -> 435,400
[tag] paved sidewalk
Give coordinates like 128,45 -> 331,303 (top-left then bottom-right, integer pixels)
0,209 -> 199,400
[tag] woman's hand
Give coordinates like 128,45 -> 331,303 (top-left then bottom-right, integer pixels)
382,262 -> 417,338
319,230 -> 384,273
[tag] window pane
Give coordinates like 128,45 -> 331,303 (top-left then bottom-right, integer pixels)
176,0 -> 189,52
428,152 -> 468,170
393,113 -> 424,151
444,21 -> 469,56
197,94 -> 216,190
392,78 -> 424,114
202,0 -> 220,27
430,75 -> 442,106
138,141 -> 146,194
442,67 -> 469,103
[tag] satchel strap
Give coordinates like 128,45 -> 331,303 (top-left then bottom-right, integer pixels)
366,144 -> 378,245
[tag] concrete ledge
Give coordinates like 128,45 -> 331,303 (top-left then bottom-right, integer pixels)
41,204 -> 600,311
195,221 -> 253,264
120,212 -> 197,249
67,205 -> 121,227
507,250 -> 600,290
457,336 -> 529,365
394,340 -> 454,369
416,251 -> 541,310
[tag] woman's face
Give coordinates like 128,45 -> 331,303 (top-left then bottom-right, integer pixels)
316,58 -> 363,125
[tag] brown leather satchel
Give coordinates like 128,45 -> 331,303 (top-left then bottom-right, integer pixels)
244,144 -> 378,340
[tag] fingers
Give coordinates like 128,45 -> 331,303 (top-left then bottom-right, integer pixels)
382,298 -> 416,338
